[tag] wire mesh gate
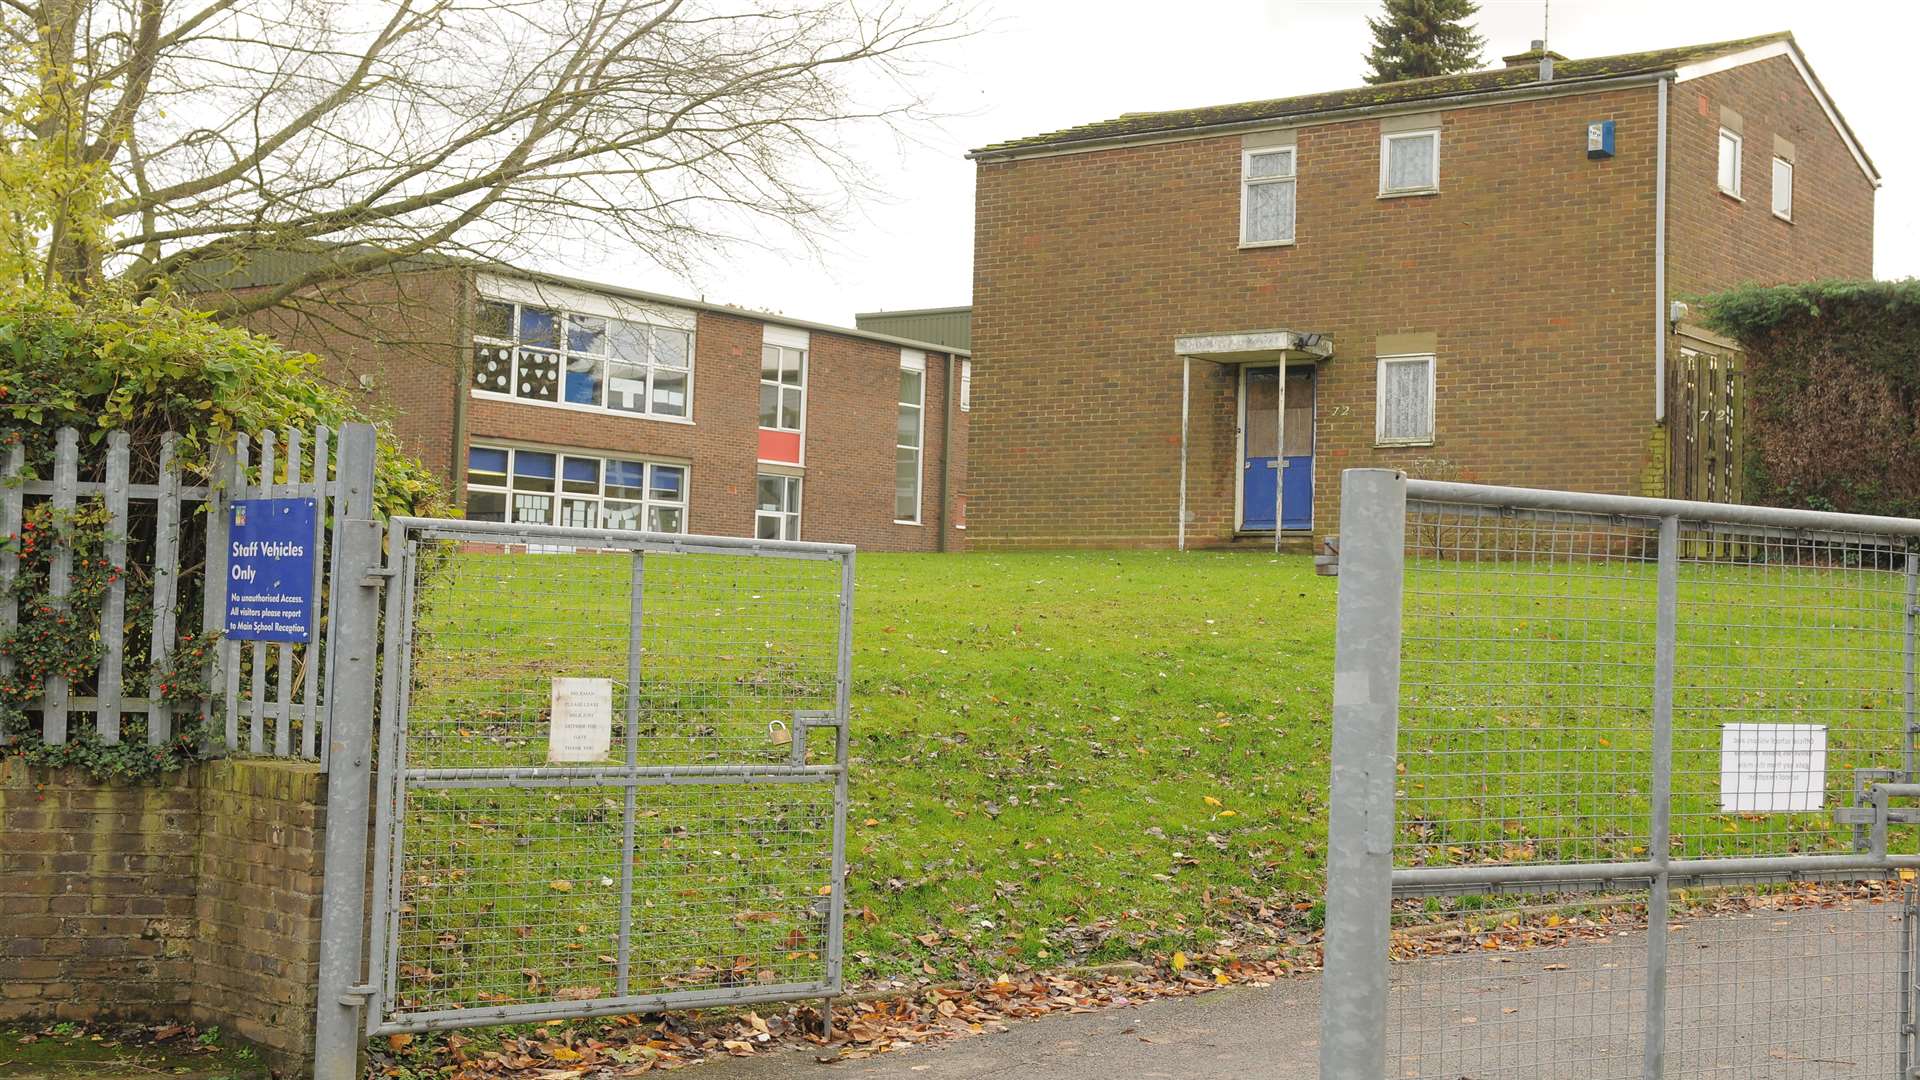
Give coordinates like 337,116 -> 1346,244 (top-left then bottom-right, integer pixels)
1322,469 -> 1920,1079
361,518 -> 854,1037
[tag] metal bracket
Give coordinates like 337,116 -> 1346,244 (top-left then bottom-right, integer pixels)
361,565 -> 396,588
1839,776 -> 1920,857
790,709 -> 843,766
1315,535 -> 1340,577
338,983 -> 375,1007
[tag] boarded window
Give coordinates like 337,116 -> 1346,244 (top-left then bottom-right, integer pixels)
1284,370 -> 1314,457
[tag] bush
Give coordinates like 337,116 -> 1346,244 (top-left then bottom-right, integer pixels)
0,288 -> 443,518
0,288 -> 446,778
1697,280 -> 1920,519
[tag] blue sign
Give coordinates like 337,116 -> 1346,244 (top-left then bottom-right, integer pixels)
225,498 -> 318,643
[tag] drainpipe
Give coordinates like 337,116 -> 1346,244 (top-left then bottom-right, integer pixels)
937,353 -> 954,552
452,268 -> 473,500
1655,76 -> 1669,423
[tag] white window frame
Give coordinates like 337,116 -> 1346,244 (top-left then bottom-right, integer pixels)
959,359 -> 972,412
755,473 -> 802,540
464,444 -> 690,534
470,300 -> 694,424
1379,129 -> 1440,196
1375,353 -> 1436,447
1239,147 -> 1297,247
1717,129 -> 1743,198
895,350 -> 926,525
760,343 -> 807,435
1771,156 -> 1793,221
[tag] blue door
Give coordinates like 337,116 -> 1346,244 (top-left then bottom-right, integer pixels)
1241,367 -> 1314,532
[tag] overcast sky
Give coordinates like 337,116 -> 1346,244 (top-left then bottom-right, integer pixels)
538,0 -> 1920,327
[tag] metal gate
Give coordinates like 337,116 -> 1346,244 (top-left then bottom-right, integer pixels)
1323,469 -> 1920,1079
356,517 -> 853,1038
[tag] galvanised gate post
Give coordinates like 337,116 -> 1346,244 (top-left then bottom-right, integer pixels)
1320,468 -> 1405,1080
313,424 -> 382,1080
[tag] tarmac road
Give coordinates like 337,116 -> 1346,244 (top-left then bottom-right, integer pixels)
703,896 -> 1909,1078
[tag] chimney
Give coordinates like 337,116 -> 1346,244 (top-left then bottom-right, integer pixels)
1501,40 -> 1567,82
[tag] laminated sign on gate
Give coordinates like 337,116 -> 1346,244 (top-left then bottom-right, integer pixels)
548,678 -> 614,763
224,498 -> 317,643
1719,722 -> 1827,813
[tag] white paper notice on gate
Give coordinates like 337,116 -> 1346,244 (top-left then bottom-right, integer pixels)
1718,723 -> 1826,813
548,678 -> 614,763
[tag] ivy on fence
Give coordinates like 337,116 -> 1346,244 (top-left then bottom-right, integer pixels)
0,498 -> 215,780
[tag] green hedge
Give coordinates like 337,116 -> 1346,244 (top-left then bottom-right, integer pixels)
1697,280 -> 1920,519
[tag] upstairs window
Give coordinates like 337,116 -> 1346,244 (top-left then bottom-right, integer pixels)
1240,148 -> 1296,246
760,344 -> 806,432
1380,130 -> 1439,195
896,352 -> 925,523
1376,354 -> 1435,446
1717,129 -> 1743,197
472,299 -> 692,420
959,359 -> 972,412
1772,156 -> 1793,220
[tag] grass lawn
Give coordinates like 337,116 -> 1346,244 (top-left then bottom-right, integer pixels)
388,541 -> 1909,1013
388,549 -> 1339,1014
842,551 -> 1337,978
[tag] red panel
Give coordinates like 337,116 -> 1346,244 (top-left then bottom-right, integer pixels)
758,429 -> 802,464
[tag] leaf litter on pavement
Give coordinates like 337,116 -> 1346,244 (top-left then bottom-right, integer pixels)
372,878 -> 1906,1077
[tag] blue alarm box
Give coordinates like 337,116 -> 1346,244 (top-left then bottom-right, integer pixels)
1587,120 -> 1616,159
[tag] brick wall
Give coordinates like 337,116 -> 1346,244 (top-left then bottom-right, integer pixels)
463,307 -> 966,550
0,762 -> 197,1022
231,271 -> 966,551
229,269 -> 468,483
973,84 -> 1664,547
1666,55 -> 1875,298
971,63 -> 1875,549
190,762 -> 328,1073
0,759 -> 328,1076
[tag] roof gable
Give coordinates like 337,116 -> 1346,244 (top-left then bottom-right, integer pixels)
1671,38 -> 1878,185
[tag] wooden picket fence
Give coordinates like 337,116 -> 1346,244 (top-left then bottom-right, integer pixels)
0,423 -> 369,762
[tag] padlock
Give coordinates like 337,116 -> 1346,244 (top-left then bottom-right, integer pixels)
768,719 -> 792,746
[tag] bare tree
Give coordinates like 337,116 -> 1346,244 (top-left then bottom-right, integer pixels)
0,0 -> 968,314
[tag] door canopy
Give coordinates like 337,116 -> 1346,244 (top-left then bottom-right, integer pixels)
1174,329 -> 1333,364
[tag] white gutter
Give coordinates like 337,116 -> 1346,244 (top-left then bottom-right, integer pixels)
970,72 -> 1667,163
1654,76 -> 1669,423
1178,356 -> 1190,551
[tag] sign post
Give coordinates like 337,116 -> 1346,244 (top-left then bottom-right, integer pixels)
224,498 -> 318,642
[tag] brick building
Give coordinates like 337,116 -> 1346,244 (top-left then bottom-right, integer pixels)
224,265 -> 970,551
967,32 -> 1877,549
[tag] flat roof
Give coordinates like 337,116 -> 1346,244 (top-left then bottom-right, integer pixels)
854,305 -> 972,318
486,267 -> 971,357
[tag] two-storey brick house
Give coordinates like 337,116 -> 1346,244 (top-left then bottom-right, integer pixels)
218,263 -> 970,551
966,32 -> 1877,549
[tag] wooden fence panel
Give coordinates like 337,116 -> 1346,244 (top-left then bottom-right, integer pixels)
1668,341 -> 1746,506
0,441 -> 19,746
149,433 -> 180,746
1,423 -> 348,759
44,429 -> 77,744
